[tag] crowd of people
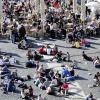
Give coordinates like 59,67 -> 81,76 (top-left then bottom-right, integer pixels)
0,0 -> 100,100
1,0 -> 100,47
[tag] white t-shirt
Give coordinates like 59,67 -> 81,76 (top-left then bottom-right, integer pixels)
46,48 -> 51,55
21,90 -> 25,98
0,59 -> 4,66
49,24 -> 53,30
9,57 -> 16,64
94,60 -> 100,66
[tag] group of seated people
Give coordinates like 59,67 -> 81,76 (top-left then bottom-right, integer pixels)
25,47 -> 71,68
33,64 -> 76,96
20,85 -> 34,100
25,49 -> 43,68
0,68 -> 18,93
38,45 -> 71,62
0,78 -> 16,94
38,44 -> 71,62
82,51 -> 100,68
50,51 -> 71,62
38,44 -> 58,56
72,38 -> 90,49
0,54 -> 17,67
0,65 -> 33,94
26,49 -> 43,61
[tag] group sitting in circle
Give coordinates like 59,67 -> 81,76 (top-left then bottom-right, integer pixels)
38,44 -> 58,56
33,64 -> 77,96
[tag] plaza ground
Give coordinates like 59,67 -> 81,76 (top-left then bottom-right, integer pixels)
0,36 -> 100,100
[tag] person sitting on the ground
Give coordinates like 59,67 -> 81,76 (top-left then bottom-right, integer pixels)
50,51 -> 63,62
72,40 -> 81,49
49,76 -> 57,87
10,70 -> 24,82
42,78 -> 50,89
55,71 -> 62,87
2,55 -> 16,66
38,77 -> 46,90
55,70 -> 61,79
93,56 -> 100,68
28,86 -> 34,100
46,86 -> 56,95
34,76 -> 45,87
7,79 -> 16,92
51,44 -> 58,56
80,38 -> 90,47
71,60 -> 78,69
26,59 -> 36,68
63,52 -> 71,62
38,46 -> 47,55
21,88 -> 26,99
2,76 -> 10,93
61,68 -> 71,78
34,51 -> 43,61
21,85 -> 30,100
59,79 -> 69,96
67,68 -> 76,81
2,54 -> 9,62
18,37 -> 27,50
47,69 -> 54,80
37,65 -> 45,77
70,68 -> 75,76
80,38 -> 86,46
34,76 -> 41,86
46,45 -> 52,55
8,55 -> 17,66
82,51 -> 93,61
93,72 -> 100,86
0,65 -> 11,78
26,49 -> 34,60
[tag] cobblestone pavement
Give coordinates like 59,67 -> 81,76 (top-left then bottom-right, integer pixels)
0,37 -> 100,100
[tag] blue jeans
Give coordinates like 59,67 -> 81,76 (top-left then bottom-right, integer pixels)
11,35 -> 15,44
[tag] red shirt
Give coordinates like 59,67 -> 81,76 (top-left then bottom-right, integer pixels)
38,47 -> 45,54
53,2 -> 60,8
62,83 -> 69,90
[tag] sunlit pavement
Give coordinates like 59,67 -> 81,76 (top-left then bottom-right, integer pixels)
0,37 -> 100,100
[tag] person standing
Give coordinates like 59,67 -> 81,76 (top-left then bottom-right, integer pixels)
19,24 -> 26,40
11,26 -> 18,44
